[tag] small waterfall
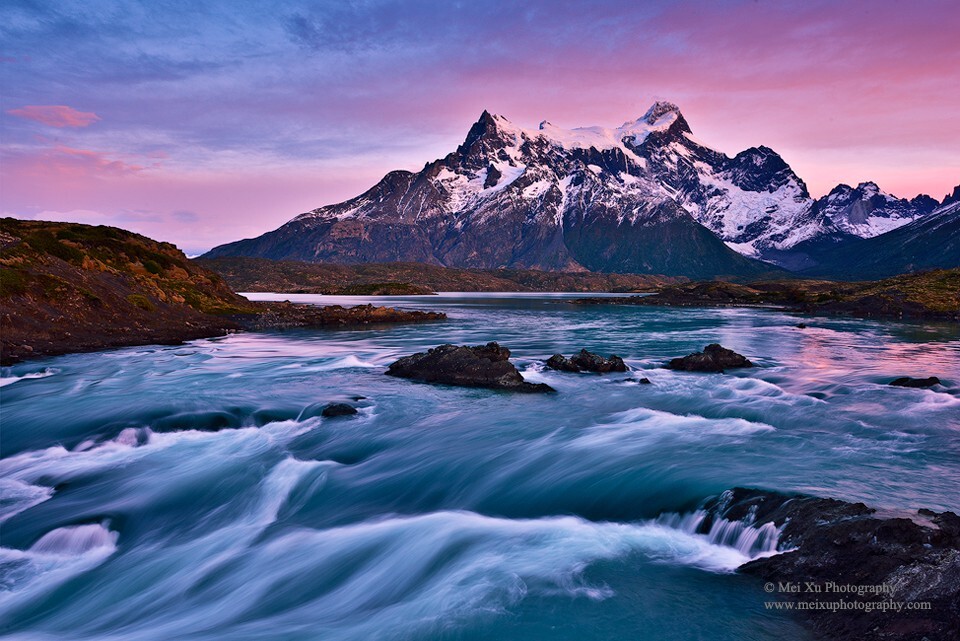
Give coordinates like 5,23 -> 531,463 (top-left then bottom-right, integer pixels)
654,508 -> 781,558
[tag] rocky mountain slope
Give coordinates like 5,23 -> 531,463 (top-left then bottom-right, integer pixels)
766,182 -> 945,270
0,219 -> 443,364
205,102 -> 951,276
206,103 -> 796,278
803,200 -> 960,280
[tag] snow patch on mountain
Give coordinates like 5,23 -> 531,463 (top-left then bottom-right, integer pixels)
282,103 -> 941,267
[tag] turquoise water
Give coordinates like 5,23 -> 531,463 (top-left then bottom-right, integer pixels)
2,293 -> 959,640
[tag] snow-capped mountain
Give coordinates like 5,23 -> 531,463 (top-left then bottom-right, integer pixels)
805,197 -> 960,279
205,102 -> 944,276
764,182 -> 943,270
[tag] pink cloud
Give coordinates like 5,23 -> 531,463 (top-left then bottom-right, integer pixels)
4,145 -> 146,183
51,145 -> 145,176
7,105 -> 101,128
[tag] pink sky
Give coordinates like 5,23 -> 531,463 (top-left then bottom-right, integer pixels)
2,0 -> 958,254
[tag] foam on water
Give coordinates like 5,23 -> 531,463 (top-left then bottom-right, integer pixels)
0,368 -> 57,388
655,510 -> 782,558
0,523 -> 118,614
1,294 -> 957,640
277,354 -> 380,371
0,508 -> 777,640
29,523 -> 119,556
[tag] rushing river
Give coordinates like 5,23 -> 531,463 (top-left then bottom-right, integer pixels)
2,293 -> 959,640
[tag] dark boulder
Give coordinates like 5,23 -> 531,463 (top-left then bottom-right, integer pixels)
667,343 -> 753,372
321,403 -> 358,417
546,349 -> 628,373
889,376 -> 941,388
692,488 -> 960,641
386,342 -> 555,393
546,354 -> 580,372
638,377 -> 652,384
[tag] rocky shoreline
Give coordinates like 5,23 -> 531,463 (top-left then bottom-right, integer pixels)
692,488 -> 960,641
1,302 -> 446,365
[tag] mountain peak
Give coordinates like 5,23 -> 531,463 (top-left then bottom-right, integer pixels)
642,101 -> 681,124
458,110 -> 518,158
633,100 -> 691,137
941,185 -> 960,206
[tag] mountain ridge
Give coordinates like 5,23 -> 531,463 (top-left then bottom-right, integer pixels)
205,103 -> 955,278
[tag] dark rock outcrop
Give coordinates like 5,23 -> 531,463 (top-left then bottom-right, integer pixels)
694,488 -> 960,641
228,302 -> 444,331
546,349 -> 627,373
666,344 -> 753,372
889,376 -> 942,388
320,403 -> 358,417
545,353 -> 580,372
386,342 -> 555,393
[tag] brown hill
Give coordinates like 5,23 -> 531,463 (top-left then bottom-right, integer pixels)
0,219 -> 443,364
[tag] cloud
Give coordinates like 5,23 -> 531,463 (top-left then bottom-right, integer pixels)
50,145 -> 145,176
3,145 -> 146,181
7,105 -> 101,128
171,210 -> 200,223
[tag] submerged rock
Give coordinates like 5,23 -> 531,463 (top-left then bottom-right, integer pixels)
545,349 -> 627,373
889,376 -> 941,388
667,343 -> 753,372
321,403 -> 358,417
695,488 -> 960,641
386,342 -> 555,393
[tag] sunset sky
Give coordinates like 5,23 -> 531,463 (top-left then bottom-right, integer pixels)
2,0 -> 959,254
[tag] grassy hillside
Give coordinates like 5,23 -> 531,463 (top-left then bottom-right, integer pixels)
1,219 -> 443,363
196,257 -> 684,294
0,218 -> 258,363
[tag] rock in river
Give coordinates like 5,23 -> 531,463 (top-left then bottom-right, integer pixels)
546,349 -> 628,373
667,343 -> 753,372
321,403 -> 359,417
889,376 -> 941,388
692,487 -> 960,641
386,342 -> 555,393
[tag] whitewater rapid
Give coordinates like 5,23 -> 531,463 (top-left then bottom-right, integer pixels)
2,293 -> 957,640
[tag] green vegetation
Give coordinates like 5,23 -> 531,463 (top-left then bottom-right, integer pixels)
126,294 -> 155,311
0,217 -> 253,319
25,230 -> 85,264
577,269 -> 959,320
0,267 -> 28,296
143,259 -> 163,275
